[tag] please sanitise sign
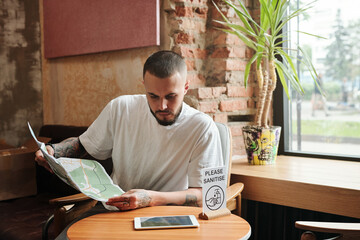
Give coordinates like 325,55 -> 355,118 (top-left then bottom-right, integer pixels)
201,166 -> 227,213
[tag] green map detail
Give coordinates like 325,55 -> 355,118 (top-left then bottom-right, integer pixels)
58,158 -> 124,202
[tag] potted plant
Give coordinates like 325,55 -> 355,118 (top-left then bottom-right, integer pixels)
213,0 -> 320,164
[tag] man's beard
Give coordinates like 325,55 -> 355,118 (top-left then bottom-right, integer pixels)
149,106 -> 182,126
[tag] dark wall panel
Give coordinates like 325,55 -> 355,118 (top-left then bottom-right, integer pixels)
43,0 -> 160,58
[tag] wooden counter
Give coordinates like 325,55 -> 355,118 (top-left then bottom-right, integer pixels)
231,155 -> 360,219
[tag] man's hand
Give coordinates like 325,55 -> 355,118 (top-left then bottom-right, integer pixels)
34,137 -> 89,174
106,189 -> 152,211
35,145 -> 54,173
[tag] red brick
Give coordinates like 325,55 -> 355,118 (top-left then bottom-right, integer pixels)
219,99 -> 247,112
187,73 -> 206,88
186,89 -> 198,98
227,59 -> 247,71
253,86 -> 260,98
176,46 -> 207,59
176,18 -> 206,32
211,5 -> 237,19
232,136 -> 246,156
213,33 -> 243,46
248,98 -> 255,108
211,18 -> 227,29
175,6 -> 193,17
211,59 -> 226,70
174,0 -> 208,4
187,87 -> 226,100
175,32 -> 194,44
213,33 -> 228,45
245,47 -> 254,58
246,87 -> 254,97
198,87 -> 213,99
229,124 -> 244,136
211,47 -> 229,58
227,85 -> 245,97
212,86 -> 227,98
210,47 -> 245,58
252,9 -> 261,22
213,113 -> 228,123
241,0 -> 252,8
227,85 -> 253,97
198,101 -> 219,113
212,59 -> 247,71
194,7 -> 208,18
185,59 -> 195,71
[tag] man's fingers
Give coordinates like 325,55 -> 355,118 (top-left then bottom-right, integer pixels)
106,193 -> 137,210
107,195 -> 128,203
44,164 -> 54,174
106,200 -> 132,210
45,145 -> 54,155
37,160 -> 53,173
34,150 -> 53,173
118,201 -> 131,210
106,190 -> 151,211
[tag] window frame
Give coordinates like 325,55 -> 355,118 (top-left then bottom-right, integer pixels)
273,69 -> 360,162
272,1 -> 360,162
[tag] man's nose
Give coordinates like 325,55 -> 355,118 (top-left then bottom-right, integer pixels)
159,98 -> 167,110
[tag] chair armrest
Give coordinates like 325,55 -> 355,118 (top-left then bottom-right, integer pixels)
49,193 -> 92,206
226,182 -> 244,203
47,193 -> 97,237
295,221 -> 360,235
226,182 -> 244,216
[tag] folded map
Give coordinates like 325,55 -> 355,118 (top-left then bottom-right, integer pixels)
28,122 -> 124,202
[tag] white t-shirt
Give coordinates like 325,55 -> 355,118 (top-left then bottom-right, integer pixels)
79,95 -> 223,192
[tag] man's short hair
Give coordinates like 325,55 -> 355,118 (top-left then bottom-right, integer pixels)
143,50 -> 187,79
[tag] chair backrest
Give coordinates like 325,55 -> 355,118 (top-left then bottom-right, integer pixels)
215,122 -> 232,187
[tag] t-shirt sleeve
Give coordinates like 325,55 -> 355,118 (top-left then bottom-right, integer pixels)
79,101 -> 114,160
187,122 -> 224,188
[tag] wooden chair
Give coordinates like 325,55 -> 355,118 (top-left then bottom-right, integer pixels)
44,122 -> 244,239
215,122 -> 244,216
295,221 -> 360,240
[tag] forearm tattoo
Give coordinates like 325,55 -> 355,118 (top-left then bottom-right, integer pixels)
136,190 -> 152,208
183,194 -> 199,207
53,137 -> 88,158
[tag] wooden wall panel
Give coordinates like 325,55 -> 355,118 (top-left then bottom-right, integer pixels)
43,0 -> 159,58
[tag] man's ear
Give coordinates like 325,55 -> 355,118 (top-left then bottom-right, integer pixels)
184,80 -> 190,94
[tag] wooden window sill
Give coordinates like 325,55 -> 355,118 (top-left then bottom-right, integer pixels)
230,155 -> 360,219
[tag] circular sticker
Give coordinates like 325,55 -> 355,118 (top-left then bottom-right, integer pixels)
205,185 -> 225,210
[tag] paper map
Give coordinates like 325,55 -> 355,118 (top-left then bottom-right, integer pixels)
28,122 -> 124,201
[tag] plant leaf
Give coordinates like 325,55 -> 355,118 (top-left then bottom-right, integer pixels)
245,52 -> 262,88
297,30 -> 327,39
214,26 -> 258,50
275,61 -> 291,99
275,58 -> 304,94
224,0 -> 258,35
276,47 -> 299,83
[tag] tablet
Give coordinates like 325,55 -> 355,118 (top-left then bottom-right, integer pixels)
134,215 -> 199,230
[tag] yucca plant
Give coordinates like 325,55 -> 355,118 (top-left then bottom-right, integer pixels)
213,0 -> 320,128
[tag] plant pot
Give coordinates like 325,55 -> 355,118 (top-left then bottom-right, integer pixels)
242,125 -> 281,165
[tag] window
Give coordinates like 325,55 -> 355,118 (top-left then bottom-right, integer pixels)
274,0 -> 360,160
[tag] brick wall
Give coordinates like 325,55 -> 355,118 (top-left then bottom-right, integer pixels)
165,0 -> 259,157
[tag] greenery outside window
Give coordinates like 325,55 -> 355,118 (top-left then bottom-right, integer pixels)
274,0 -> 360,160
